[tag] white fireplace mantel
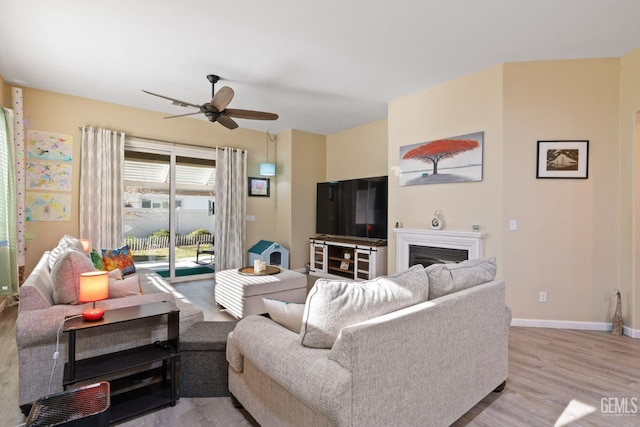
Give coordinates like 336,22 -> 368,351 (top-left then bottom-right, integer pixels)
393,228 -> 485,271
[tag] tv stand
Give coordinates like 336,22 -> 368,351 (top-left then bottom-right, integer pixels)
309,237 -> 387,280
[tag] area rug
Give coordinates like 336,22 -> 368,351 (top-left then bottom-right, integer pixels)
157,265 -> 214,278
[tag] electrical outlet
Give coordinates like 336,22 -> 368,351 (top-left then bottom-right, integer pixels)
509,220 -> 518,231
539,291 -> 547,303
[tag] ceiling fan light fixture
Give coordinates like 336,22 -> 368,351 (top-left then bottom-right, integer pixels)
260,163 -> 276,176
143,74 -> 277,130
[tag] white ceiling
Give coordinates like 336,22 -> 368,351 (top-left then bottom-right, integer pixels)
1,0 -> 639,135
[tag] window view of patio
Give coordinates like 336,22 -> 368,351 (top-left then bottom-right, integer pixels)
124,151 -> 215,279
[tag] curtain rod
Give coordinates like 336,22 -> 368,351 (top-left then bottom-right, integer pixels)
77,126 -> 225,151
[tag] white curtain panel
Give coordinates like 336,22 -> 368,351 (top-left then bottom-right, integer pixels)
0,108 -> 19,295
80,126 -> 125,250
215,147 -> 247,270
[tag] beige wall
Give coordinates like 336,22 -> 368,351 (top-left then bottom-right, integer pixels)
386,57 -> 634,326
326,119 -> 388,181
620,46 -> 640,329
289,130 -> 326,269
0,75 -> 6,106
387,65 -> 505,276
503,59 -> 621,323
18,87 -> 278,275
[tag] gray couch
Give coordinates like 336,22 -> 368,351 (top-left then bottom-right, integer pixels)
226,259 -> 511,427
16,250 -> 204,411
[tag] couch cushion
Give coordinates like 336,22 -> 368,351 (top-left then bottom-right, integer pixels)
108,268 -> 124,280
48,235 -> 85,270
102,245 -> 136,275
108,274 -> 142,298
51,248 -> 98,304
20,252 -> 56,309
426,257 -> 497,300
300,264 -> 429,349
263,298 -> 305,333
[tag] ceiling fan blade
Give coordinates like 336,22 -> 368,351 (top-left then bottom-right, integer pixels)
224,108 -> 278,121
163,111 -> 202,119
216,114 -> 239,130
211,86 -> 234,111
142,90 -> 201,109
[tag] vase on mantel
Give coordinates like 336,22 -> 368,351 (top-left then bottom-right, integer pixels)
611,289 -> 623,336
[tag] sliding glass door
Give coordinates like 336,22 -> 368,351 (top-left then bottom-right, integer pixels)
123,140 -> 215,281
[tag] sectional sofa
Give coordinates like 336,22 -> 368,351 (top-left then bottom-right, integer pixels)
227,258 -> 511,427
16,236 -> 204,412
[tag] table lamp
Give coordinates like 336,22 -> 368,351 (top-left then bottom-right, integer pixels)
79,271 -> 109,321
79,239 -> 90,253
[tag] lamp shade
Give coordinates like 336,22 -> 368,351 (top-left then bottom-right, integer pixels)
260,163 -> 276,176
79,271 -> 109,321
79,239 -> 90,253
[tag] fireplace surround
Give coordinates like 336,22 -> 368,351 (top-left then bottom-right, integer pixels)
394,228 -> 485,271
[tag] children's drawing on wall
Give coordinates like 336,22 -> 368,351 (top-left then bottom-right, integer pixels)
26,161 -> 72,191
25,192 -> 72,221
26,130 -> 73,162
399,131 -> 484,186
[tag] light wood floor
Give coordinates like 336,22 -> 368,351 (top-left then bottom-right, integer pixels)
2,277 -> 640,427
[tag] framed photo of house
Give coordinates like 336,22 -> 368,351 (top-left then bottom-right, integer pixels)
248,177 -> 270,197
536,140 -> 589,179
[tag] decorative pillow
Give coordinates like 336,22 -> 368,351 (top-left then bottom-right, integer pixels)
51,248 -> 98,305
48,235 -> 85,270
108,268 -> 124,280
426,257 -> 497,300
263,298 -> 305,333
90,249 -> 106,270
101,245 -> 136,275
108,274 -> 142,298
300,264 -> 429,349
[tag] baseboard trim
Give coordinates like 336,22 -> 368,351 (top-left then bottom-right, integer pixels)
511,318 -> 640,338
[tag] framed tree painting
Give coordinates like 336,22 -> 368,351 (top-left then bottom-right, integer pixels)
399,131 -> 483,186
536,140 -> 589,179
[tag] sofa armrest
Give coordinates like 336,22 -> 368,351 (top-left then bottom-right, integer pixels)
16,291 -> 176,348
226,331 -> 243,372
227,315 -> 351,425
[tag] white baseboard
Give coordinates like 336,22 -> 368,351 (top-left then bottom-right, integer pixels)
511,318 -> 640,338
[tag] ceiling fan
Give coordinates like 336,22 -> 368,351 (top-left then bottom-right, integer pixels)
143,74 -> 278,130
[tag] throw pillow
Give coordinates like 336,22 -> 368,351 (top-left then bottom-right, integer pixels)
51,248 -> 98,305
300,264 -> 429,349
48,235 -> 85,270
108,268 -> 124,280
90,249 -> 106,270
426,257 -> 497,300
108,274 -> 142,298
102,245 -> 136,275
263,298 -> 305,333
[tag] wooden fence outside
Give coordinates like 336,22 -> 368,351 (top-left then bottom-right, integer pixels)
126,234 -> 212,251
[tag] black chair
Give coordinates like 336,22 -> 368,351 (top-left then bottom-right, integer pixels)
196,237 -> 215,264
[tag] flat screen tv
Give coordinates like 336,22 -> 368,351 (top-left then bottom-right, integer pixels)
316,175 -> 388,240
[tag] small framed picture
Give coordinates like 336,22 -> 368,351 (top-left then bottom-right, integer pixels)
536,140 -> 589,179
248,177 -> 270,197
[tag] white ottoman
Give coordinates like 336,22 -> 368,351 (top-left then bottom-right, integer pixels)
214,268 -> 307,319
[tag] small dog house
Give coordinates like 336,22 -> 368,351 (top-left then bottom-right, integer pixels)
248,240 -> 289,269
